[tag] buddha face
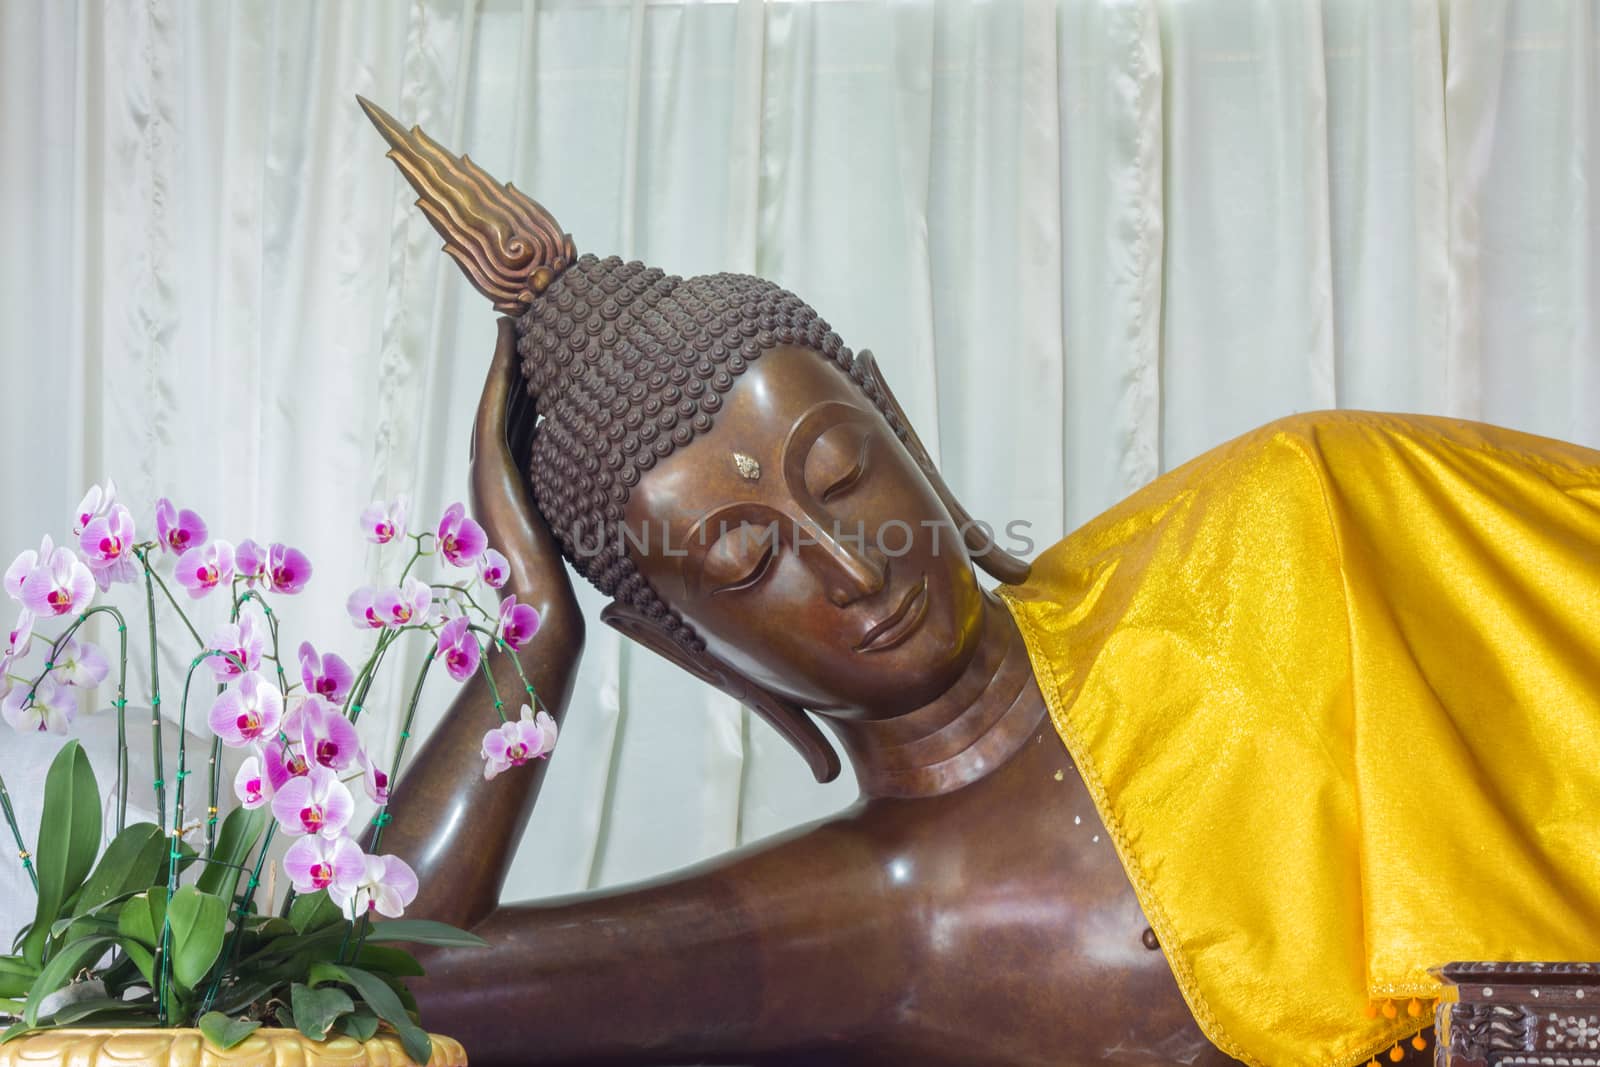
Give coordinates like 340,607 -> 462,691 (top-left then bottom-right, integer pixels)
623,345 -> 987,716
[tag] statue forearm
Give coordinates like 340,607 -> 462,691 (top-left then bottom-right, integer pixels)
370,622 -> 574,929
372,320 -> 588,928
407,819 -> 893,1067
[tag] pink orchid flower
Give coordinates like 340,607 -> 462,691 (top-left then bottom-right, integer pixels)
17,541 -> 95,618
79,503 -> 137,591
208,671 -> 284,748
297,695 -> 361,772
175,540 -> 234,599
345,587 -> 384,630
154,498 -> 208,556
360,495 -> 409,545
206,613 -> 265,681
357,748 -> 390,807
234,754 -> 271,809
435,615 -> 481,683
73,480 -> 117,537
54,636 -> 109,688
263,739 -> 311,792
480,704 -> 558,780
271,764 -> 354,839
2,536 -> 50,602
2,676 -> 78,735
477,548 -> 510,589
437,502 -> 487,567
284,834 -> 366,896
4,609 -> 34,665
335,853 -> 419,920
267,543 -> 312,594
373,577 -> 432,629
235,540 -> 268,585
298,642 -> 354,704
496,595 -> 541,651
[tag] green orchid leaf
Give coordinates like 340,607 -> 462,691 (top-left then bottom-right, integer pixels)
351,944 -> 424,979
73,823 -> 165,918
290,982 -> 354,1041
338,1010 -> 380,1042
23,742 -> 101,965
364,920 -> 486,948
165,886 -> 227,991
22,934 -> 118,1026
116,889 -> 168,949
210,975 -> 283,1018
198,1011 -> 262,1050
0,956 -> 39,998
313,965 -> 430,1065
48,913 -> 121,941
41,995 -> 155,1027
391,977 -> 419,1022
119,939 -> 155,986
288,891 -> 346,935
195,807 -> 268,901
248,917 -> 296,940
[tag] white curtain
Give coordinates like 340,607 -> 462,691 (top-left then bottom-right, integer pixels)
0,0 -> 1595,907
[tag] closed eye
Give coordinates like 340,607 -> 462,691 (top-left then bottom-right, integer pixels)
710,539 -> 776,595
819,434 -> 871,504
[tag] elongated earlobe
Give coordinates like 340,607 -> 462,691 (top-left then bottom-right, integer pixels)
855,351 -> 1031,586
600,602 -> 842,784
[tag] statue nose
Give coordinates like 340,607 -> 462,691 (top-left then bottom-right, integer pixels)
807,524 -> 887,607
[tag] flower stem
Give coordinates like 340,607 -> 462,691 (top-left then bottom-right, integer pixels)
345,628 -> 395,725
147,565 -> 205,649
136,547 -> 170,827
489,628 -> 545,717
105,607 -> 131,832
463,626 -> 506,723
199,819 -> 277,1016
0,773 -> 36,892
156,647 -> 244,1025
367,649 -> 436,853
431,583 -> 492,621
350,648 -> 438,963
397,535 -> 432,584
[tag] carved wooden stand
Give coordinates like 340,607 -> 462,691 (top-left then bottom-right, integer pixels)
1435,963 -> 1600,1066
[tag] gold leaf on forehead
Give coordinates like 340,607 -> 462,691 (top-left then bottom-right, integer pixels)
358,95 -> 577,315
733,453 -> 761,481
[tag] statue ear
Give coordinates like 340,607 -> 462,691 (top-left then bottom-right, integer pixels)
599,602 -> 842,784
855,350 -> 1031,586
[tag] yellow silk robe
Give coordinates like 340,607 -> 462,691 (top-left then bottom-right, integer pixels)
997,411 -> 1600,1067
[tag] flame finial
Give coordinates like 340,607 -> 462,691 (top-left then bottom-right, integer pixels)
358,95 -> 577,314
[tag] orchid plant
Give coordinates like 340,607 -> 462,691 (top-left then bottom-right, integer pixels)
0,484 -> 555,1061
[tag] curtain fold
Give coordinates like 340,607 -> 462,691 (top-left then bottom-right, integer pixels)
1,0 -> 1595,906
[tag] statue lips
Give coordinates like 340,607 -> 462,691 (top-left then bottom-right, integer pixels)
854,574 -> 930,653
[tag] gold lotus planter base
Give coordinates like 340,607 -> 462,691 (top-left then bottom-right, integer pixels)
0,1030 -> 467,1067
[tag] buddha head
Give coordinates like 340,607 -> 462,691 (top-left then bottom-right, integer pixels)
362,98 -> 1028,783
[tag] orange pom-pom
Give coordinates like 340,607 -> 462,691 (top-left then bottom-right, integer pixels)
1411,1034 -> 1427,1051
1364,1001 -> 1379,1018
1389,1044 -> 1404,1062
1407,998 -> 1422,1017
1382,1000 -> 1398,1019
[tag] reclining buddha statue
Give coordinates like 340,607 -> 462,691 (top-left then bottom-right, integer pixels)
357,98 -> 1600,1067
